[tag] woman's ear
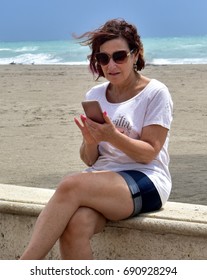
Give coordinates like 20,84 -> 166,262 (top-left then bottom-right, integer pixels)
134,50 -> 139,62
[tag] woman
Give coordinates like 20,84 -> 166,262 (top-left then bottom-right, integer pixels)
20,19 -> 173,260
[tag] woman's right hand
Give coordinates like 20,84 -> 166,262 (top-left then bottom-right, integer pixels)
74,115 -> 98,145
74,115 -> 99,166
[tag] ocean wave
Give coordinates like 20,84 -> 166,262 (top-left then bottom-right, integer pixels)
0,46 -> 39,53
0,48 -> 12,51
1,55 -> 207,65
150,57 -> 207,65
15,46 -> 39,52
0,38 -> 207,65
0,53 -> 60,65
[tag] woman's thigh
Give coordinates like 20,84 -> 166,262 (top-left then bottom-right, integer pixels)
60,171 -> 134,221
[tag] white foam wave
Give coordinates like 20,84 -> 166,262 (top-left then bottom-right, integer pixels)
0,48 -> 12,51
0,53 -> 60,65
0,46 -> 39,53
150,57 -> 207,65
15,46 -> 39,52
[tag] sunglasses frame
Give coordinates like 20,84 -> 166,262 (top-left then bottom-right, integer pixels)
95,49 -> 135,66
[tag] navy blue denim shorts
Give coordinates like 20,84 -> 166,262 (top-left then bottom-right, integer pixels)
117,170 -> 162,216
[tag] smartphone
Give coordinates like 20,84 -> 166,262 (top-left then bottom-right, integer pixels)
81,100 -> 105,124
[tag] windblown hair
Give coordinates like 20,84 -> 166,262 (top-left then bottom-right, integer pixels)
76,19 -> 145,79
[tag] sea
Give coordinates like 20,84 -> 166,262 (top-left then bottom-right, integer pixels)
0,36 -> 207,65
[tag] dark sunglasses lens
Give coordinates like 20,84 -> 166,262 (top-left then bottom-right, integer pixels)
113,51 -> 127,63
96,53 -> 109,65
96,51 -> 129,65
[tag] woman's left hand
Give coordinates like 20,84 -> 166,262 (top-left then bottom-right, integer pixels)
84,112 -> 118,143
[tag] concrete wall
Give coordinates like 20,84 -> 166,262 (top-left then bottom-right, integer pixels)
0,183 -> 207,259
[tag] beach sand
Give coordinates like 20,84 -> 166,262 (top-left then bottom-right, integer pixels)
0,64 -> 207,205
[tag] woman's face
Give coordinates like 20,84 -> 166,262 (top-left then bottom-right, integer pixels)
98,37 -> 138,85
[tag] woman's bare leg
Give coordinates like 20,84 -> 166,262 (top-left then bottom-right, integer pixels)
20,171 -> 133,259
59,207 -> 106,260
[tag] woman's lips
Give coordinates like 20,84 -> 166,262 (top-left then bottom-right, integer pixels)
108,72 -> 120,76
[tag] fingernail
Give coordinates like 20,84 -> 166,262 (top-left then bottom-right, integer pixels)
81,114 -> 87,121
103,111 -> 107,116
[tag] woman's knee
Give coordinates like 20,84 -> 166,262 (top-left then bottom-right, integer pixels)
55,175 -> 81,202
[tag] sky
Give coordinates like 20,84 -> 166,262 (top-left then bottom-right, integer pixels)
0,0 -> 207,42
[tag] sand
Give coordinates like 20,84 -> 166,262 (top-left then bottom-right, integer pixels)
0,64 -> 207,205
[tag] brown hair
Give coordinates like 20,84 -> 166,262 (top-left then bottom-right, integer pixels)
77,18 -> 145,79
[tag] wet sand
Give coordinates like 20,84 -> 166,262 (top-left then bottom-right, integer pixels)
0,64 -> 207,205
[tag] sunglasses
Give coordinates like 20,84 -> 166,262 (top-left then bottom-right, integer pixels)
95,49 -> 135,66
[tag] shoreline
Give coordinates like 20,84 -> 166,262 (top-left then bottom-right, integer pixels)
0,64 -> 207,205
3,62 -> 207,66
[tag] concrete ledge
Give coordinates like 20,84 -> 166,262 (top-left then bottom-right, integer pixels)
0,184 -> 53,216
0,183 -> 207,259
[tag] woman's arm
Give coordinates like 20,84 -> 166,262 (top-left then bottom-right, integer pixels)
84,114 -> 168,164
79,140 -> 99,166
74,115 -> 99,166
109,124 -> 168,164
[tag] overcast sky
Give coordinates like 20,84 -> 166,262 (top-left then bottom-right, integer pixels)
1,0 -> 207,41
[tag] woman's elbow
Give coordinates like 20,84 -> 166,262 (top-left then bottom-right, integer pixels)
135,152 -> 157,164
80,153 -> 98,166
137,157 -> 154,164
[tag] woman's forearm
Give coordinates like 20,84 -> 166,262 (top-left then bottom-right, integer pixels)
110,132 -> 155,164
108,125 -> 167,164
80,140 -> 99,166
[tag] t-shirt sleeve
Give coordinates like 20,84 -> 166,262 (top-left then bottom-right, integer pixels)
143,86 -> 173,129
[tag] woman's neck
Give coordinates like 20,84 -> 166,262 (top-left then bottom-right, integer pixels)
107,72 -> 146,103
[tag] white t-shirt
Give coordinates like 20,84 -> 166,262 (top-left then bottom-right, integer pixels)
85,79 -> 173,205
